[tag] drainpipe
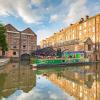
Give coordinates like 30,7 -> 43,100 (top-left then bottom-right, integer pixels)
95,17 -> 97,61
19,31 -> 21,61
95,16 -> 98,100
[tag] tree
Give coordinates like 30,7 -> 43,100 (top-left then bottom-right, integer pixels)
0,24 -> 8,56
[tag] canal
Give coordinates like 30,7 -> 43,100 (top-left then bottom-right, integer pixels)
0,62 -> 100,100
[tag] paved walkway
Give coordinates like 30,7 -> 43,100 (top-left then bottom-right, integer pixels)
0,58 -> 10,66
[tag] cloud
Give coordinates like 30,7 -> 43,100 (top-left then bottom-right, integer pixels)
0,0 -> 99,25
16,0 -> 42,24
63,0 -> 89,24
0,0 -> 43,24
48,0 -> 88,25
36,28 -> 54,44
49,0 -> 99,26
49,94 -> 58,100
0,0 -> 99,44
49,14 -> 59,23
31,0 -> 44,6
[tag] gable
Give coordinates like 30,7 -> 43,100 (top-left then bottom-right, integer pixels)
85,37 -> 93,44
22,28 -> 36,36
5,24 -> 18,32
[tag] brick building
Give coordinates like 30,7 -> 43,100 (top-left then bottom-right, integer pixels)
2,24 -> 37,57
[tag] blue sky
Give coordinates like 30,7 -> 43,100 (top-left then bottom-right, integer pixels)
0,0 -> 100,44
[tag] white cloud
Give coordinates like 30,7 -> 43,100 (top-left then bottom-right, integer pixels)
48,0 -> 89,26
0,0 -> 99,25
36,28 -> 54,44
0,0 -> 43,24
16,0 -> 42,24
0,11 -> 9,16
31,0 -> 44,6
0,0 -> 99,43
49,94 -> 58,100
48,0 -> 99,26
63,0 -> 89,24
50,14 -> 58,23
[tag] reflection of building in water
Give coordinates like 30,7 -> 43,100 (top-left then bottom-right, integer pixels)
0,63 -> 36,98
47,65 -> 100,100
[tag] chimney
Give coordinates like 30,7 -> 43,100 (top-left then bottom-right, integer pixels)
79,18 -> 84,24
86,15 -> 89,20
70,24 -> 73,26
81,18 -> 84,22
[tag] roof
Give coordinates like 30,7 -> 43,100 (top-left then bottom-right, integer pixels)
33,47 -> 56,56
22,28 -> 36,36
79,37 -> 93,44
5,24 -> 18,32
5,24 -> 37,36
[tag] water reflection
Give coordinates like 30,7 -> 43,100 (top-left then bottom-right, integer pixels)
46,64 -> 100,100
0,62 -> 100,100
0,62 -> 36,99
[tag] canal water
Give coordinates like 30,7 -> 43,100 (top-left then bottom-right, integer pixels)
0,62 -> 100,100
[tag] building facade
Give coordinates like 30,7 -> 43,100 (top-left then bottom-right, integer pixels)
3,24 -> 37,57
40,14 -> 100,60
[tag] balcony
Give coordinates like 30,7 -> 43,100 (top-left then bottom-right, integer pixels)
53,39 -> 79,47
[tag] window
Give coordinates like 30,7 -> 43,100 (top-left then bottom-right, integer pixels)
79,31 -> 82,35
23,45 -> 26,47
79,26 -> 82,30
13,52 -> 16,55
13,46 -> 16,48
91,36 -> 95,42
14,33 -> 17,37
84,29 -> 86,33
92,27 -> 95,32
23,45 -> 26,49
73,34 -> 74,39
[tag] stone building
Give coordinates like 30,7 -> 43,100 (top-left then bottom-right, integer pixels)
40,14 -> 100,60
2,24 -> 37,57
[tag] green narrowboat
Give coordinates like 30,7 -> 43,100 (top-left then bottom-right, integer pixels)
32,51 -> 89,67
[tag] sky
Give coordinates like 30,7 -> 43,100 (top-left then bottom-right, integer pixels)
0,0 -> 100,44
